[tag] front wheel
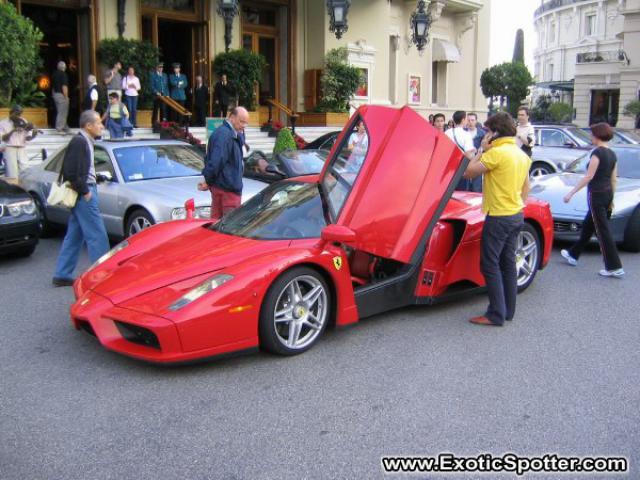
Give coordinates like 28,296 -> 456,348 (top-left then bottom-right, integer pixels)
125,209 -> 155,238
32,194 -> 54,238
259,267 -> 331,356
516,223 -> 541,292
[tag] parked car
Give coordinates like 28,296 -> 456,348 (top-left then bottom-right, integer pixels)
303,131 -> 340,151
69,106 -> 553,364
0,179 -> 39,257
581,127 -> 640,146
530,144 -> 640,251
20,139 -> 266,239
244,149 -> 328,183
528,124 -> 595,177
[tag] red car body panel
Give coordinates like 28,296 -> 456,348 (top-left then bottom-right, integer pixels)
70,106 -> 553,364
323,106 -> 463,263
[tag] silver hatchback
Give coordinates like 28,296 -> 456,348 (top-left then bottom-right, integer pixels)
20,139 -> 266,238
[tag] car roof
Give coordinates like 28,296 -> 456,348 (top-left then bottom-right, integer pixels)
96,139 -> 194,151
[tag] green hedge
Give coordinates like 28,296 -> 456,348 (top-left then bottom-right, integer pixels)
212,50 -> 266,111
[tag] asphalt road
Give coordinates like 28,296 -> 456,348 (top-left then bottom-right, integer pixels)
1,236 -> 638,480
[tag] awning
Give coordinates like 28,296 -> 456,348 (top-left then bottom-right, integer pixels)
432,39 -> 461,63
535,80 -> 575,91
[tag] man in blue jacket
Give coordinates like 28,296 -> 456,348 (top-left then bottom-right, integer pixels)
150,62 -> 169,130
198,106 -> 250,220
169,62 -> 188,123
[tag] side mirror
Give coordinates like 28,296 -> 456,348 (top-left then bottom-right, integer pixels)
321,224 -> 356,244
96,171 -> 113,183
184,198 -> 195,219
557,161 -> 568,171
564,142 -> 575,148
265,164 -> 286,177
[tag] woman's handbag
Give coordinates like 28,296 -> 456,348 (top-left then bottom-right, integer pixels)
47,169 -> 78,208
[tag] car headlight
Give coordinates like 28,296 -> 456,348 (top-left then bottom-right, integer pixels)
171,206 -> 211,220
89,240 -> 129,270
169,274 -> 233,311
6,199 -> 36,217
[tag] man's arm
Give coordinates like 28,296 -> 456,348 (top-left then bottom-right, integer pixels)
201,135 -> 224,185
521,175 -> 530,202
463,149 -> 487,179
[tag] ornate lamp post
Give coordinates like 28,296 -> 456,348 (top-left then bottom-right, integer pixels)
326,0 -> 351,40
217,0 -> 240,53
410,0 -> 433,54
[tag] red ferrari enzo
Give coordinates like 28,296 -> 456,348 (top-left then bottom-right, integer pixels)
71,106 -> 553,363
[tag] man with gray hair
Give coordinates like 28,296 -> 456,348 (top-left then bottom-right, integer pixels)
82,74 -> 101,114
52,61 -> 70,134
52,110 -> 109,287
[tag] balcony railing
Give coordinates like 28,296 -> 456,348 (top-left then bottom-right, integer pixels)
534,0 -> 581,18
576,51 -> 622,64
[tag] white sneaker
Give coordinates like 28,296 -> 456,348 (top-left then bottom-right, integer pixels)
599,268 -> 625,277
561,249 -> 577,266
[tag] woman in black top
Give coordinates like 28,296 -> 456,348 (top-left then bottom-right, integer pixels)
561,123 -> 624,277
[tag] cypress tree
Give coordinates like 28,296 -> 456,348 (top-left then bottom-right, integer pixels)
512,29 -> 525,64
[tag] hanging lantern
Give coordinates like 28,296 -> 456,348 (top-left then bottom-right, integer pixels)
327,0 -> 351,40
410,0 -> 433,54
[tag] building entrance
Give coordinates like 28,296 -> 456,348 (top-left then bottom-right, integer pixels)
590,89 -> 620,126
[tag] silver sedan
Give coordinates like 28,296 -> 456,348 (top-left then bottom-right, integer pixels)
20,139 -> 266,238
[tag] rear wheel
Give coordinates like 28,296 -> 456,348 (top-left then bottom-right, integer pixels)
259,267 -> 331,356
529,162 -> 553,178
15,245 -> 36,257
622,207 -> 640,252
516,223 -> 541,292
125,209 -> 155,238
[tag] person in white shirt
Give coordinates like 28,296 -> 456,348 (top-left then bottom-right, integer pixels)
0,105 -> 39,180
445,110 -> 477,191
515,106 -> 535,157
347,119 -> 369,171
121,66 -> 141,128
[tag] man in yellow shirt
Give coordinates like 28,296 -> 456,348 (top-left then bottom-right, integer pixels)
463,112 -> 531,326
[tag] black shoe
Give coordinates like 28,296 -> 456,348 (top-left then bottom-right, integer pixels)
52,277 -> 74,287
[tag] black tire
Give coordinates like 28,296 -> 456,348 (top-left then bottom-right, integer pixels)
529,162 -> 554,178
516,223 -> 541,293
15,245 -> 36,257
125,208 -> 155,238
32,194 -> 55,238
259,266 -> 331,356
622,206 -> 640,252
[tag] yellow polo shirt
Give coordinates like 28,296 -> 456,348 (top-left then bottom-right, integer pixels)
480,137 -> 531,216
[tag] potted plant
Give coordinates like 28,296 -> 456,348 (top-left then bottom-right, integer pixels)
299,48 -> 359,127
212,49 -> 266,125
0,3 -> 45,124
158,121 -> 203,150
273,128 -> 297,156
97,38 -> 160,128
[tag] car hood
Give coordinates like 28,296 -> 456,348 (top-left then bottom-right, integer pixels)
0,179 -> 30,200
530,173 -> 640,217
532,147 -> 589,168
91,226 -> 287,304
121,176 -> 267,206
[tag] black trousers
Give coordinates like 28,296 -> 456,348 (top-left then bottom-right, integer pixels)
170,100 -> 186,123
194,104 -> 207,126
152,97 -> 167,125
480,213 -> 524,325
219,103 -> 228,118
568,190 -> 622,271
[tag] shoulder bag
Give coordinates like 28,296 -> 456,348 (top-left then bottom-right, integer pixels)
47,165 -> 78,208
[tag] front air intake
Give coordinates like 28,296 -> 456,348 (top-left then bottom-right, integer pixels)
114,321 -> 160,350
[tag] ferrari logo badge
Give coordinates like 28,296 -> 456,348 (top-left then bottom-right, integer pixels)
333,256 -> 343,271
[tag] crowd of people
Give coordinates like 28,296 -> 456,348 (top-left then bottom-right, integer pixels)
46,60 -> 234,140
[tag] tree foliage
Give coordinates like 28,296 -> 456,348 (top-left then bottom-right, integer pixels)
0,2 -> 43,107
97,38 -> 160,109
480,62 -> 534,116
273,128 -> 297,155
317,48 -> 361,113
512,29 -> 525,64
530,94 -> 553,122
548,102 -> 573,123
212,49 -> 266,111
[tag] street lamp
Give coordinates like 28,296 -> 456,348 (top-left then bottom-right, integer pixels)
410,0 -> 433,54
327,0 -> 351,40
217,0 -> 239,53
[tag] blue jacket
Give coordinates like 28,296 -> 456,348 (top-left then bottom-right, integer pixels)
202,121 -> 244,194
150,71 -> 169,96
467,126 -> 486,150
169,74 -> 188,101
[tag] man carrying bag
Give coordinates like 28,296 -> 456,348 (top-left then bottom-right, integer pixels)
52,110 -> 110,287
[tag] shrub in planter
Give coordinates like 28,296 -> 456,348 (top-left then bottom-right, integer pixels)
316,48 -> 360,113
212,50 -> 266,111
0,3 -> 43,107
293,132 -> 307,150
13,80 -> 46,108
623,100 -> 640,127
97,39 -> 160,110
548,102 -> 573,123
273,128 -> 297,155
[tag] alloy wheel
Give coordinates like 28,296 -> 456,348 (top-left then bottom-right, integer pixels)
516,229 -> 539,287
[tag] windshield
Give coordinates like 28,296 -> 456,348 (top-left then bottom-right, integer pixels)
566,127 -> 592,146
321,117 -> 369,220
113,145 -> 204,182
281,150 -> 327,176
566,148 -> 640,179
212,181 -> 327,239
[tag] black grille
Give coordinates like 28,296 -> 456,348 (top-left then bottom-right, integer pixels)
554,221 -> 581,232
114,321 -> 160,350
